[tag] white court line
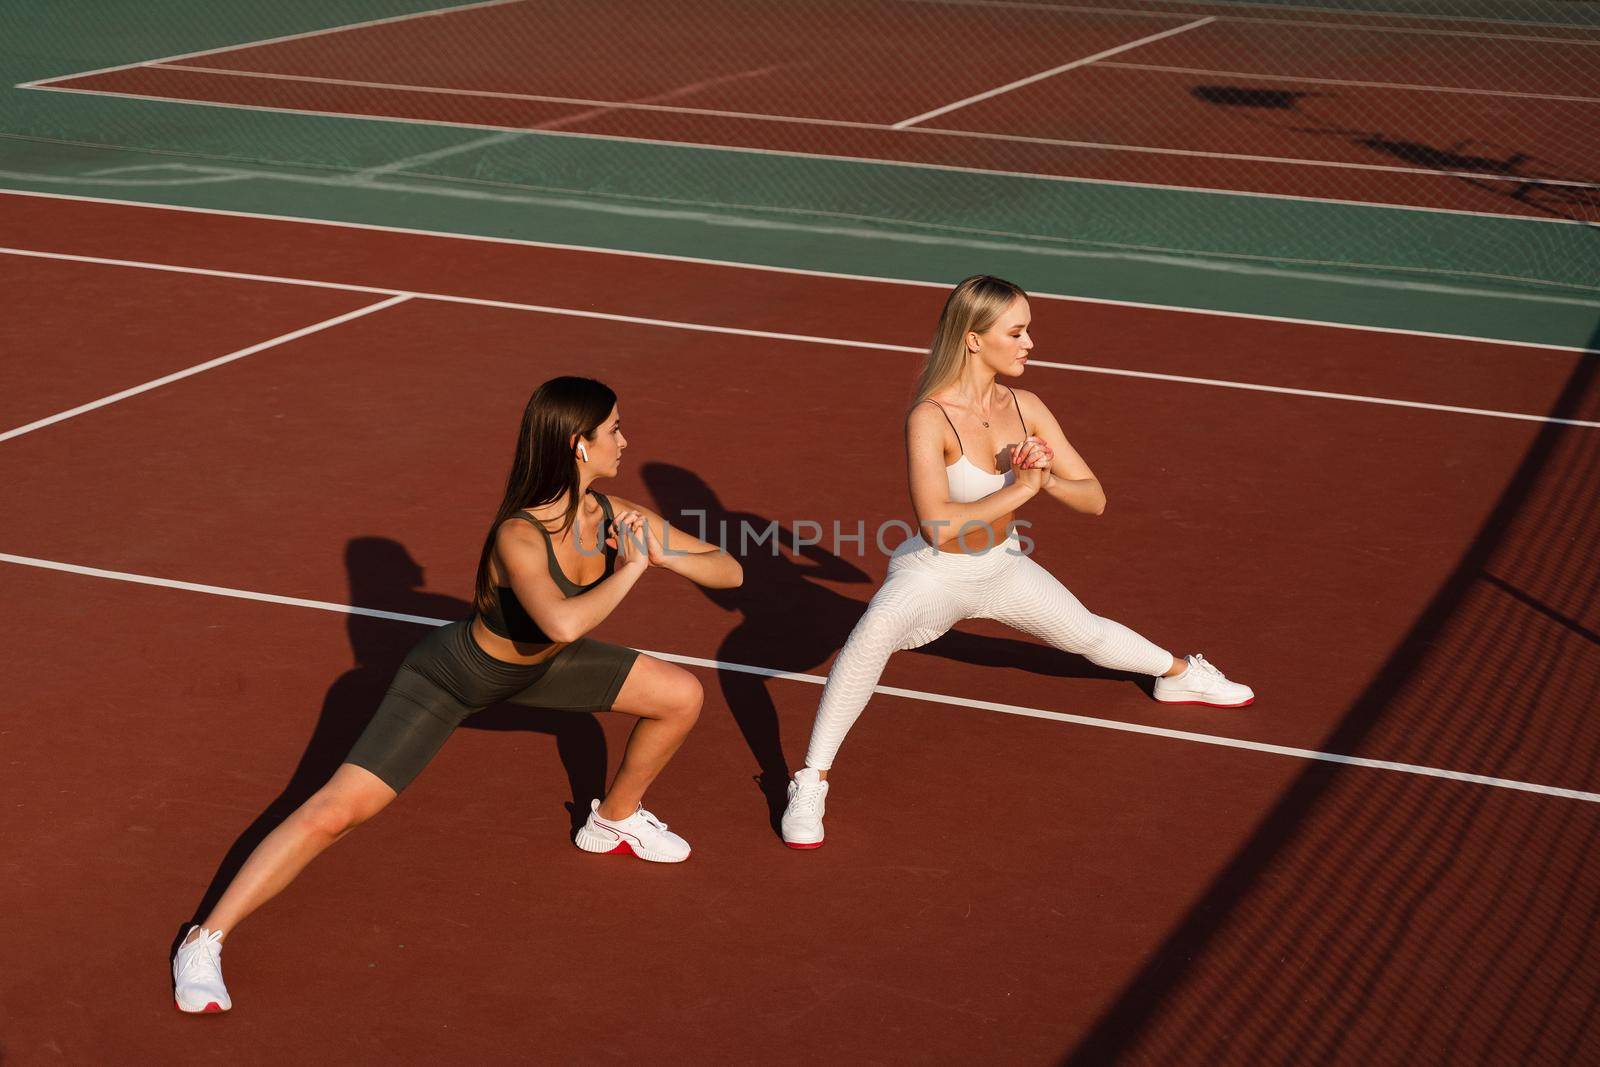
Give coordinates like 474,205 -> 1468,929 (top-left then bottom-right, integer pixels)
896,0 -> 1600,45
1,183 -> 1591,305
1030,360 -> 1600,429
1098,61 -> 1600,105
345,62 -> 788,181
4,549 -> 1597,805
4,245 -> 1596,429
350,131 -> 522,182
24,159 -> 1584,300
16,0 -> 528,89
37,66 -> 1600,195
21,0 -> 1595,97
892,16 -> 1215,128
1,193 -> 1595,354
1099,0 -> 1600,32
0,195 -> 1593,350
1223,12 -> 1600,44
0,294 -> 410,444
18,84 -> 1593,226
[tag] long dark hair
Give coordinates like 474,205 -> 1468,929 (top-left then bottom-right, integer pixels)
473,376 -> 617,614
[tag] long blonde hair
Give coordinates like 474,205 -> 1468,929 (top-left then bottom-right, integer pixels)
912,274 -> 1028,406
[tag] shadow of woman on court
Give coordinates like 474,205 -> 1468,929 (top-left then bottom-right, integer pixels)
175,536 -> 606,953
641,463 -> 1132,833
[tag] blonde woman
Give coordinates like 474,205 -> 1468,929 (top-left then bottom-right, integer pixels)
780,276 -> 1253,848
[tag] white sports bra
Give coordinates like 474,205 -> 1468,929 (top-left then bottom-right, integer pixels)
924,392 -> 1027,504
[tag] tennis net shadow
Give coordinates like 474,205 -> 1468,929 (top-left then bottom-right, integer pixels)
1065,313 -> 1600,1066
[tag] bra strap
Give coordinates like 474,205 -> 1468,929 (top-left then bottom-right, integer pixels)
507,511 -> 564,572
507,511 -> 551,537
1009,388 -> 1027,436
588,490 -> 619,569
920,398 -> 965,457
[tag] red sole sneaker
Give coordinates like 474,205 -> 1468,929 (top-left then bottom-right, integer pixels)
175,1001 -> 226,1014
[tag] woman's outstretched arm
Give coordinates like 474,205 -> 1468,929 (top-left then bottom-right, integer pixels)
610,496 -> 744,589
1015,389 -> 1106,516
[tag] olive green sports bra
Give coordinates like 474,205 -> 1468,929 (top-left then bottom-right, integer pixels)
479,491 -> 619,643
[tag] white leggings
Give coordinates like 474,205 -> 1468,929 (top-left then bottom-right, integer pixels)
803,536 -> 1175,770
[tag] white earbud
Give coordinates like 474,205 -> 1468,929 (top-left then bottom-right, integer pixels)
576,441 -> 589,462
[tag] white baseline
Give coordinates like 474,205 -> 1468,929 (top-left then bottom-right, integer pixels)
3,244 -> 1596,431
2,550 -> 1596,806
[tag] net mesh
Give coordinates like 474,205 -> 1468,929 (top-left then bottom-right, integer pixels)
1065,316 -> 1600,1067
4,0 -> 1598,297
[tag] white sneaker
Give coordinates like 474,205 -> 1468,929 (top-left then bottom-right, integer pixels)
173,926 -> 232,1014
1154,653 -> 1255,707
780,768 -> 828,849
573,799 -> 691,862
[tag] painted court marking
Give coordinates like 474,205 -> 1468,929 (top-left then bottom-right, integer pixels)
15,84 -> 1589,228
0,294 -> 410,444
899,0 -> 1600,45
892,16 -> 1215,127
5,190 -> 1595,347
34,61 -> 1593,196
13,0 -> 529,90
5,550 -> 1597,805
4,244 -> 1597,431
21,0 -> 1596,98
14,0 -> 1596,220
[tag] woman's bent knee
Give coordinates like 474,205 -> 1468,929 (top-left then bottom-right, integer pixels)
300,768 -> 394,839
622,659 -> 702,725
669,669 -> 703,726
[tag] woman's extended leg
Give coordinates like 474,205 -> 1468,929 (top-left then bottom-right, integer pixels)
173,764 -> 398,1013
198,764 -> 398,936
802,569 -> 970,773
780,566 -> 967,848
980,551 -> 1175,676
982,551 -> 1254,705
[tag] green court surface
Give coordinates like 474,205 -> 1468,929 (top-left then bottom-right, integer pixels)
4,0 -> 1597,349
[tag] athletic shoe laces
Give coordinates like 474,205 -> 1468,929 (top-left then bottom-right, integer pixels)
180,930 -> 224,980
634,808 -> 669,834
1189,654 -> 1225,684
790,780 -> 824,816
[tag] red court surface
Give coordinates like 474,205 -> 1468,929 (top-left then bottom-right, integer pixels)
28,0 -> 1600,217
0,254 -> 373,432
3,191 -> 1600,1061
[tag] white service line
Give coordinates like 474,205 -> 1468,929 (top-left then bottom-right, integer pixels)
894,0 -> 1600,45
17,83 -> 1593,225
42,65 -> 1600,194
3,245 -> 1595,429
0,294 -> 410,444
4,549 -> 1597,805
1097,61 -> 1600,105
901,17 -> 1209,128
17,0 -> 528,89
1031,360 -> 1600,429
4,190 -> 1596,343
352,60 -> 790,181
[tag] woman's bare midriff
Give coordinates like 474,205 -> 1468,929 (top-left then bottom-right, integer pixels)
469,616 -> 569,666
938,511 -> 1016,555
